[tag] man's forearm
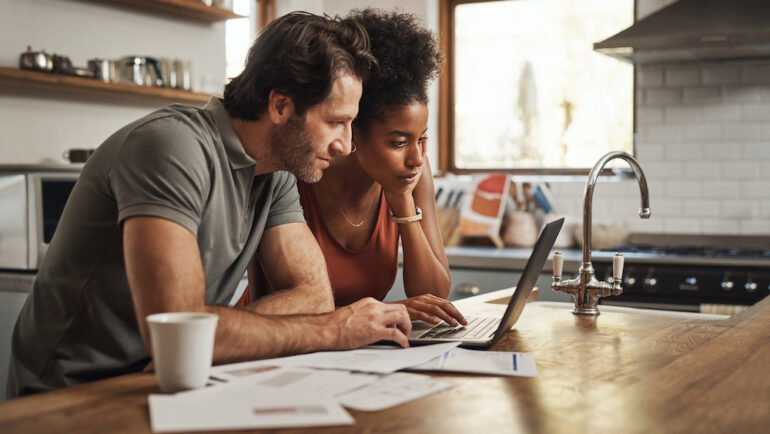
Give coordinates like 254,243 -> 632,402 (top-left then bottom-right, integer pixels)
203,298 -> 411,364
246,284 -> 334,315
203,305 -> 337,363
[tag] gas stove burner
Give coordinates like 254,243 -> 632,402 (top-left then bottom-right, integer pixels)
605,244 -> 770,260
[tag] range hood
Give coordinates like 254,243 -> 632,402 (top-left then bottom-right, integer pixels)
594,0 -> 770,64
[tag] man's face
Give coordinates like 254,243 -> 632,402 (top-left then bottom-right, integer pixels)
270,73 -> 362,183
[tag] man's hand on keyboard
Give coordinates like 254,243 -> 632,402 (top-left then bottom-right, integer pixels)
390,294 -> 468,327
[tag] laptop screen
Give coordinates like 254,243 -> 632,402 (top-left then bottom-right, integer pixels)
490,218 -> 564,344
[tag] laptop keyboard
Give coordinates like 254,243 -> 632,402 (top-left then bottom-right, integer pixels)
418,316 -> 500,340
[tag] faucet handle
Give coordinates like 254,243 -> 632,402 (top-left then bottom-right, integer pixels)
553,251 -> 563,279
613,253 -> 624,282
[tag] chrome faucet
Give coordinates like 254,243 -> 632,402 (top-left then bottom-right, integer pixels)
552,151 -> 651,315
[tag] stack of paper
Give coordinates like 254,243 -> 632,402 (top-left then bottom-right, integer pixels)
148,342 -> 538,432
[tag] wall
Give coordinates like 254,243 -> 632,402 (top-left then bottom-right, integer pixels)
0,0 -> 226,163
545,0 -> 770,236
275,0 -> 441,168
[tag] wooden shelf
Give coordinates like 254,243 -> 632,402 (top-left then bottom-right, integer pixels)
0,67 -> 214,106
95,0 -> 246,22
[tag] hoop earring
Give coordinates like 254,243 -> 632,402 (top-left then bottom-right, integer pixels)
351,143 -> 357,153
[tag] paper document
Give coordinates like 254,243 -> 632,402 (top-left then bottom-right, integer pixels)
149,381 -> 352,432
207,365 -> 381,397
211,342 -> 460,376
337,373 -> 454,411
409,348 -> 538,377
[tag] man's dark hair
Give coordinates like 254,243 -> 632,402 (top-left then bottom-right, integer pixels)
224,11 -> 378,121
350,8 -> 443,135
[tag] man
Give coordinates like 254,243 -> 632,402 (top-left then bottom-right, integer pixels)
7,12 -> 410,399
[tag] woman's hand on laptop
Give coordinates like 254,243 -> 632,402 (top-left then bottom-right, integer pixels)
391,295 -> 468,327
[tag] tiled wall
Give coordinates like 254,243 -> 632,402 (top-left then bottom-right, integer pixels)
545,60 -> 770,236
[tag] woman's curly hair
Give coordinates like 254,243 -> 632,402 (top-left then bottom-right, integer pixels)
350,8 -> 443,136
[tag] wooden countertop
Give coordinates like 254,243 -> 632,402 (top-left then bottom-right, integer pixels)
1,293 -> 768,433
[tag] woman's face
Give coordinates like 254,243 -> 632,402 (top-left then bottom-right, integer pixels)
354,102 -> 428,193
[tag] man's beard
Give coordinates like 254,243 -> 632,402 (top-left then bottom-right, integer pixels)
268,114 -> 322,183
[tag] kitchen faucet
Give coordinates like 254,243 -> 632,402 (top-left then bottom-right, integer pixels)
552,151 -> 651,315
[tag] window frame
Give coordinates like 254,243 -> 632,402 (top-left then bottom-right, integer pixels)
437,0 -> 638,175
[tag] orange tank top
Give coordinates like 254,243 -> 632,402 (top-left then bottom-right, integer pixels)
298,181 -> 400,307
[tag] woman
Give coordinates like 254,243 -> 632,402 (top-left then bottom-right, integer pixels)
246,9 -> 465,326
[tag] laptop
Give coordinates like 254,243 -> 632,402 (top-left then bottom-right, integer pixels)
408,218 -> 564,348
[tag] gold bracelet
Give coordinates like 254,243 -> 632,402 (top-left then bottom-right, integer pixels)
390,206 -> 422,224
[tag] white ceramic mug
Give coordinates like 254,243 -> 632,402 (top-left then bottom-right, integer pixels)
146,312 -> 218,393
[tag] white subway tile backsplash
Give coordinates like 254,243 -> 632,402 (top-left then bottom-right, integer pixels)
700,219 -> 740,234
664,218 -> 701,233
592,180 -> 636,197
742,181 -> 770,198
630,61 -> 770,234
702,67 -> 741,85
742,64 -> 770,84
642,161 -> 684,179
722,162 -> 760,180
741,104 -> 770,121
650,198 -> 682,217
761,124 -> 770,140
702,104 -> 742,121
718,200 -> 758,218
682,199 -> 720,217
637,107 -> 664,124
744,143 -> 770,160
683,87 -> 721,103
724,85 -> 763,103
722,123 -> 761,141
739,219 -> 770,234
609,199 -> 642,218
645,125 -> 684,141
636,144 -> 664,160
638,68 -> 664,88
665,68 -> 701,87
665,144 -> 705,161
703,143 -> 741,160
700,181 -> 741,199
646,88 -> 683,105
665,180 -> 703,198
760,201 -> 770,218
761,86 -> 770,102
684,124 -> 721,142
627,218 -> 664,233
548,182 -> 583,197
684,162 -> 721,179
665,106 -> 701,122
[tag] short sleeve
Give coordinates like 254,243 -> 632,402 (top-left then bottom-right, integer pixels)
110,116 -> 211,235
265,171 -> 306,229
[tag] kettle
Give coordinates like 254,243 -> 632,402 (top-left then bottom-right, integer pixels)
116,56 -> 163,87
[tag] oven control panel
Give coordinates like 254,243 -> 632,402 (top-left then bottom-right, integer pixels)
592,263 -> 769,307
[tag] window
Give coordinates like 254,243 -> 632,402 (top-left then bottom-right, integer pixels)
225,0 -> 257,80
225,0 -> 274,80
440,0 -> 635,173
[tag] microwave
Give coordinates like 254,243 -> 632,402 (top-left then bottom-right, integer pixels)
0,165 -> 81,271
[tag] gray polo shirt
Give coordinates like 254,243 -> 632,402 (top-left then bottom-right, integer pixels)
7,97 -> 304,398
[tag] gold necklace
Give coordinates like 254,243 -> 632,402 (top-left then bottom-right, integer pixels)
338,190 -> 379,228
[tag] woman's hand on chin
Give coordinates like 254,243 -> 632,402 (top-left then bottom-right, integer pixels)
390,294 -> 467,327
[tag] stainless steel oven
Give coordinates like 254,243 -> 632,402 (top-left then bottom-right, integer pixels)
0,165 -> 81,271
592,234 -> 770,312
